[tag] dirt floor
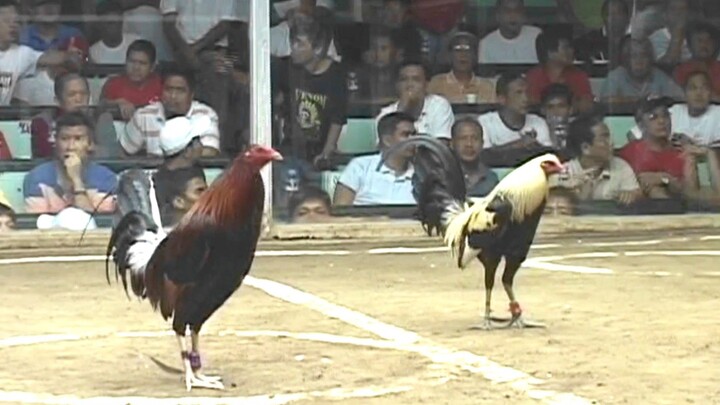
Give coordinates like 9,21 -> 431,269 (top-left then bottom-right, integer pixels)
0,232 -> 719,404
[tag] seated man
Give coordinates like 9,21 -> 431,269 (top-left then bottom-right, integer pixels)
478,0 -> 542,64
673,22 -> 720,100
552,113 -> 641,205
540,84 -> 574,153
24,111 -> 117,215
288,185 -> 333,223
334,112 -> 416,206
450,116 -> 498,197
121,65 -> 220,157
618,97 -> 701,199
352,27 -> 400,106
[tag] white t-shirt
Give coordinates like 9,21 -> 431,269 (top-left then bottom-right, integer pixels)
478,111 -> 553,148
478,25 -> 541,64
0,44 -> 42,106
648,27 -> 692,62
90,33 -> 142,64
629,104 -> 720,146
121,100 -> 220,156
13,69 -> 56,106
375,94 -> 455,141
123,6 -> 173,62
160,0 -> 241,47
337,153 -> 416,206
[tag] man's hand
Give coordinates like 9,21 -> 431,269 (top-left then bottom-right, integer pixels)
637,172 -> 670,194
117,99 -> 136,121
63,152 -> 84,187
616,190 -> 638,206
397,87 -> 422,112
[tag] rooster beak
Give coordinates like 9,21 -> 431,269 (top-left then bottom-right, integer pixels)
271,151 -> 284,161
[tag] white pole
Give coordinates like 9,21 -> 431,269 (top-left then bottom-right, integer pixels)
250,0 -> 274,231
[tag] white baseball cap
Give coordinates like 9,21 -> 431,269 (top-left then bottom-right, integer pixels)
159,115 -> 214,156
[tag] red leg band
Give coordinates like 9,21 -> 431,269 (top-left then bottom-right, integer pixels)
509,302 -> 522,316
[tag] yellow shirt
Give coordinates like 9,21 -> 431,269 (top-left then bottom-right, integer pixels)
428,72 -> 496,104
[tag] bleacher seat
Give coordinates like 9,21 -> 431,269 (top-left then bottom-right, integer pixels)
0,171 -> 26,213
605,115 -> 635,149
338,118 -> 378,154
0,120 -> 31,159
88,76 -> 108,106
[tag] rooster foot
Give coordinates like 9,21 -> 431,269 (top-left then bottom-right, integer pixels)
506,314 -> 545,329
184,371 -> 225,391
469,316 -> 507,330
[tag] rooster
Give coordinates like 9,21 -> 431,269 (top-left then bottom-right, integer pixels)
106,145 -> 282,390
380,136 -> 564,329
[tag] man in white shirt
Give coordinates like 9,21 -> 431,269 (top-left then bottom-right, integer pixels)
479,72 -> 553,151
648,0 -> 692,66
334,112 -> 417,206
0,0 -> 78,105
89,0 -> 141,64
375,61 -> 454,142
121,66 -> 220,157
551,113 -> 641,205
478,0 -> 542,64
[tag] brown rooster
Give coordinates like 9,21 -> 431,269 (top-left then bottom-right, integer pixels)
106,145 -> 282,390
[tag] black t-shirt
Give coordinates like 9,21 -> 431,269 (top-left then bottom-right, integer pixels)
285,60 -> 348,161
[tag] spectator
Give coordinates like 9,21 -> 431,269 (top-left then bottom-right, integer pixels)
552,113 -> 641,205
673,22 -> 720,100
0,0 -> 81,106
100,39 -> 163,121
270,1 -> 341,62
618,97 -> 700,199
376,60 -> 454,141
479,72 -> 553,151
89,0 -> 142,64
378,0 -> 423,62
278,13 -> 347,167
0,197 -> 15,232
334,112 -> 416,206
31,72 -> 119,158
574,0 -> 631,68
154,164 -> 207,227
527,30 -> 593,112
428,31 -> 496,105
353,27 -> 401,105
478,0 -> 542,64
601,36 -> 683,104
221,59 -> 251,157
288,185 -> 333,223
450,117 -> 499,197
19,0 -> 84,52
540,84 -> 574,151
121,65 -> 220,157
121,0 -> 173,62
23,111 -> 117,214
409,0 -> 465,70
544,187 -> 577,215
648,0 -> 692,66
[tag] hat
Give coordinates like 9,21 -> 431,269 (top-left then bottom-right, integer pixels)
159,115 -> 214,156
449,31 -> 478,49
634,96 -> 673,123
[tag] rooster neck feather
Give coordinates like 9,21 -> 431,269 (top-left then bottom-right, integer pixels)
485,157 -> 550,223
178,157 -> 262,230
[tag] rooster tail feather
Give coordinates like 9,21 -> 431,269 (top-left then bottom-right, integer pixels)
379,135 -> 467,235
115,169 -> 163,229
106,211 -> 164,299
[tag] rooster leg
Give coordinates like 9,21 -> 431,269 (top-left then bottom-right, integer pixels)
470,254 -> 504,330
177,333 -> 224,391
190,330 -> 224,384
501,259 -> 545,329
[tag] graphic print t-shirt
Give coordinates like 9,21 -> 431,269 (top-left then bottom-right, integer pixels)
0,45 -> 42,106
287,61 -> 348,161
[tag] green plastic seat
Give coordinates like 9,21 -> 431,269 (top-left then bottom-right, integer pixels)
337,119 -> 378,154
0,171 -> 27,213
0,120 -> 32,159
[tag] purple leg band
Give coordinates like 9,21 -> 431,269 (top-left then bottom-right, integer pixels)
189,351 -> 201,370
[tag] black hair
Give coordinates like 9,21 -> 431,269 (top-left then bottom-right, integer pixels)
288,185 -> 331,220
153,165 -> 206,211
289,13 -> 332,57
53,72 -> 89,100
535,30 -> 571,64
541,83 -> 573,106
495,71 -> 526,96
686,21 -> 719,54
682,70 -> 712,88
0,202 -> 15,222
601,0 -> 629,18
96,0 -> 122,15
397,59 -> 428,80
161,63 -> 196,92
451,116 -> 483,139
126,39 -> 157,64
566,113 -> 606,158
55,111 -> 95,141
377,111 -> 415,138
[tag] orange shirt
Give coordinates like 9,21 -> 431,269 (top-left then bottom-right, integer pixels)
428,72 -> 496,104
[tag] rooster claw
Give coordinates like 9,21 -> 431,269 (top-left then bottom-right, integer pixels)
506,315 -> 545,329
469,317 -> 505,330
185,372 -> 225,391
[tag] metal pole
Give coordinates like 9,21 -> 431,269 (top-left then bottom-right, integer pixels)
249,0 -> 273,230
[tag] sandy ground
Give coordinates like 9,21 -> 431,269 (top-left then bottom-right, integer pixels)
0,232 -> 719,404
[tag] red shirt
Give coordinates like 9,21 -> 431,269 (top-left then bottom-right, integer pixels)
618,140 -> 687,180
673,60 -> 720,95
0,131 -> 12,160
410,0 -> 464,34
102,73 -> 162,107
526,65 -> 593,104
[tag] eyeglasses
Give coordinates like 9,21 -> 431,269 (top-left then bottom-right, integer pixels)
452,44 -> 473,52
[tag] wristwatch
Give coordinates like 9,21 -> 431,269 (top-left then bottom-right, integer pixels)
73,189 -> 87,195
661,176 -> 670,186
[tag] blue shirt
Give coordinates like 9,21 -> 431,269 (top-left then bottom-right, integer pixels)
19,24 -> 84,51
24,161 -> 117,199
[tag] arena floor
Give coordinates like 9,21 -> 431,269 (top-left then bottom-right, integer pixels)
0,231 -> 719,405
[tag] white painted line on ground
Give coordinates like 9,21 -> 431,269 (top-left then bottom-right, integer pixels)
699,235 -> 720,241
368,246 -> 448,254
246,276 -> 594,405
583,238 -> 689,247
255,250 -> 351,257
623,250 -> 720,257
523,260 -> 613,275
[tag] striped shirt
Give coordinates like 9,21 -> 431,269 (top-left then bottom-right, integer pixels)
120,101 -> 220,156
